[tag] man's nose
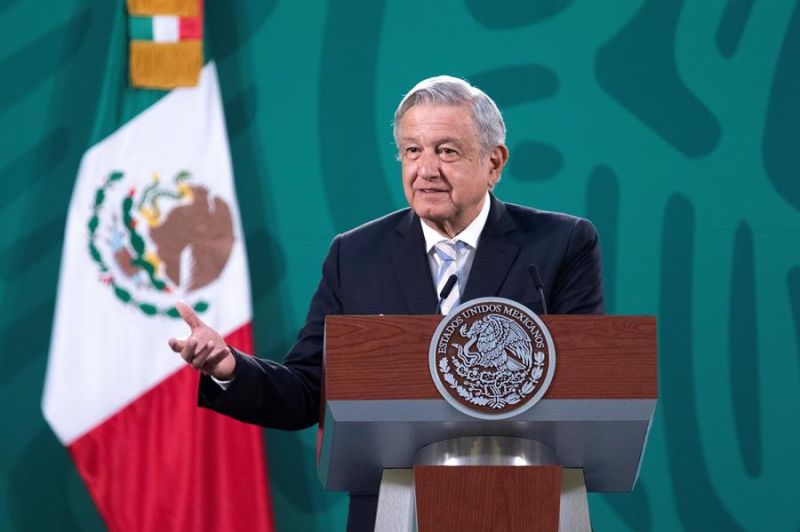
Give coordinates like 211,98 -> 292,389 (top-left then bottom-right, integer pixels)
417,150 -> 440,180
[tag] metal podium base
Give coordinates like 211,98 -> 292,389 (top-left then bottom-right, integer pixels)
374,437 -> 590,532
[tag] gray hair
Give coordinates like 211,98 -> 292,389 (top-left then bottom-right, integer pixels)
393,75 -> 506,155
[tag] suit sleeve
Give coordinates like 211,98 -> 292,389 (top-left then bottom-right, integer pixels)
549,218 -> 604,314
198,236 -> 344,430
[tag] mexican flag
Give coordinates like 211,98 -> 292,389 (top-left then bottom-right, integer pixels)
41,3 -> 273,530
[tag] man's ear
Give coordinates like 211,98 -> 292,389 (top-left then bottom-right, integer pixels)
488,144 -> 509,187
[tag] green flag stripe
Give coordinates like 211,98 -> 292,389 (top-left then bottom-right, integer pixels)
128,16 -> 153,41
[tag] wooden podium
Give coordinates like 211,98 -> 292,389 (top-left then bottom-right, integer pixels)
318,315 -> 657,531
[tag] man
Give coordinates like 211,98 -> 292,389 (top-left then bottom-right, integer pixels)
169,75 -> 603,530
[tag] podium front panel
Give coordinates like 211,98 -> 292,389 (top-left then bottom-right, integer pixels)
319,315 -> 657,493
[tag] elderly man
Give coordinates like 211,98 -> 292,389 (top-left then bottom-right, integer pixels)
169,75 -> 603,530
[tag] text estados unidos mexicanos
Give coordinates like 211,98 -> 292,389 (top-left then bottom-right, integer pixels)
436,304 -> 545,355
437,314 -> 465,354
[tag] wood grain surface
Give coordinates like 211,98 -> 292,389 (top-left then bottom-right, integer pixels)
323,315 -> 657,400
414,465 -> 562,532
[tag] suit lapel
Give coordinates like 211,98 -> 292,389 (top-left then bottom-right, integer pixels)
391,210 -> 439,314
462,196 -> 519,301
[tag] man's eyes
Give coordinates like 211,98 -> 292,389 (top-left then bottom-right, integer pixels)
438,147 -> 459,160
404,146 -> 421,159
402,146 -> 460,160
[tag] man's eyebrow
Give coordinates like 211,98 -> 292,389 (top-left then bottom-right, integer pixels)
399,136 -> 463,145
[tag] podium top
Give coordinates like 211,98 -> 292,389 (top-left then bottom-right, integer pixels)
324,315 -> 657,401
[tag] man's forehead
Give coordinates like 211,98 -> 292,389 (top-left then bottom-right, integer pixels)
399,133 -> 464,144
403,102 -> 473,121
398,104 -> 477,141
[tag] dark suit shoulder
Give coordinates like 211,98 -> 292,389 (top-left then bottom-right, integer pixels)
487,198 -> 603,314
336,207 -> 413,243
501,201 -> 595,234
332,208 -> 415,264
323,207 -> 424,315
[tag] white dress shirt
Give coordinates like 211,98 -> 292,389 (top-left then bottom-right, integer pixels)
420,192 -> 491,301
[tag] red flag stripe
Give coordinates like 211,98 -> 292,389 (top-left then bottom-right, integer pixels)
68,323 -> 273,531
180,0 -> 203,39
179,17 -> 202,40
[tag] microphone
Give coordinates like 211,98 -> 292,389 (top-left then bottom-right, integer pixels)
528,264 -> 548,314
436,274 -> 458,314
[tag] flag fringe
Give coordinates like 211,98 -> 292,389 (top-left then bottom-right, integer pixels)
127,0 -> 197,17
129,41 -> 202,89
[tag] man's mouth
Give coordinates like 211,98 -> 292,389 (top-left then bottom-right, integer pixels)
418,188 -> 448,193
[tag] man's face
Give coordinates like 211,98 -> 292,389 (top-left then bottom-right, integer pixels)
398,103 -> 507,238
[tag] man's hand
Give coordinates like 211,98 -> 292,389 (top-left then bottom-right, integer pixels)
168,302 -> 236,380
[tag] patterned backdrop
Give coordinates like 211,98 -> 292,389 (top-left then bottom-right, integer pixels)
1,0 -> 798,530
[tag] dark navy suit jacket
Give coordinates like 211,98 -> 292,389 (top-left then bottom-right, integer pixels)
199,194 -> 603,427
198,195 -> 603,528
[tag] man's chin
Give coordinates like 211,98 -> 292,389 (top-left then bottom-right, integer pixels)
413,206 -> 450,224
412,197 -> 451,215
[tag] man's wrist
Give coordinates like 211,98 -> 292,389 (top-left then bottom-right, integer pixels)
209,346 -> 237,388
210,374 -> 235,390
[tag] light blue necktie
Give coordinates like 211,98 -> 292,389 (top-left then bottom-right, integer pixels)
433,241 -> 461,314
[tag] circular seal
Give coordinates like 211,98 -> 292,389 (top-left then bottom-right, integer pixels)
429,297 -> 556,420
86,170 -> 234,318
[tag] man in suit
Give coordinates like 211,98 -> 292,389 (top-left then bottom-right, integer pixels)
169,75 -> 603,530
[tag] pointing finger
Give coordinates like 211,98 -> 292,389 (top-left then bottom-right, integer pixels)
176,301 -> 204,330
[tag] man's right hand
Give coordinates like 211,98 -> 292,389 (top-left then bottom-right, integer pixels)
168,302 -> 237,381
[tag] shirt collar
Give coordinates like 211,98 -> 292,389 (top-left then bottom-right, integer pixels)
421,192 -> 491,252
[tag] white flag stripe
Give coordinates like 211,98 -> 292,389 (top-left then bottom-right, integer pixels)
152,16 -> 180,42
42,64 -> 250,445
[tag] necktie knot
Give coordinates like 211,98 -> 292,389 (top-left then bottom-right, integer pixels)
433,241 -> 460,263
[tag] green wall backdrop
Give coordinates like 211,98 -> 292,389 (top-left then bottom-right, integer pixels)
2,0 -> 799,530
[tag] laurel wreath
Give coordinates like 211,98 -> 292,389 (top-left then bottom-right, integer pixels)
439,351 -> 546,409
87,170 -> 209,318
